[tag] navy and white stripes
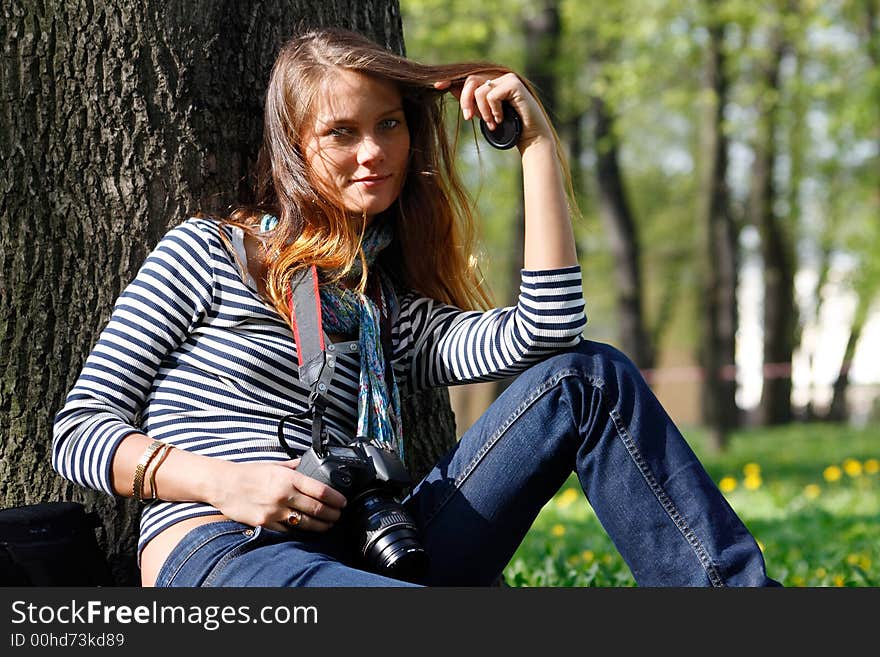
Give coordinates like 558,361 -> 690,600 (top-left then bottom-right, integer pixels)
52,217 -> 586,559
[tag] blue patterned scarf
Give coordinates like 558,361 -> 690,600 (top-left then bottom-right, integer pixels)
262,215 -> 403,459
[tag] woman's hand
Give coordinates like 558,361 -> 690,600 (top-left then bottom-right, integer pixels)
209,458 -> 347,533
434,72 -> 553,152
434,70 -> 577,270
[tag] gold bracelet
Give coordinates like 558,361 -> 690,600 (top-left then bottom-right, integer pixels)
146,443 -> 174,501
132,440 -> 164,501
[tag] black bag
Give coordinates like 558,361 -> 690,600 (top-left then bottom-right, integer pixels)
0,501 -> 115,586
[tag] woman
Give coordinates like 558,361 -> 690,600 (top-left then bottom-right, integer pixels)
52,27 -> 778,587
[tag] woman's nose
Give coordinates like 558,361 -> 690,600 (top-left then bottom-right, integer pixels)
356,136 -> 384,166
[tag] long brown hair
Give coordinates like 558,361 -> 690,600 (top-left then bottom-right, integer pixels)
222,27 -> 573,325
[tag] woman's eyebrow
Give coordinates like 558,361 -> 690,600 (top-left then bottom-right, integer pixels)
317,106 -> 405,125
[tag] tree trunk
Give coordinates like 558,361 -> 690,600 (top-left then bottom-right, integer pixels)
592,95 -> 655,370
751,21 -> 795,426
1,0 -> 458,586
697,14 -> 739,452
826,294 -> 870,422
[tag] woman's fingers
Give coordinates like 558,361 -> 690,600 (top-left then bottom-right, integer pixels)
437,73 -> 521,129
284,509 -> 334,533
286,490 -> 344,524
263,508 -> 334,534
458,75 -> 483,121
290,469 -> 347,511
473,79 -> 500,130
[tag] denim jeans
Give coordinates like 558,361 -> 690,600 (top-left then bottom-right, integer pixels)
155,340 -> 779,587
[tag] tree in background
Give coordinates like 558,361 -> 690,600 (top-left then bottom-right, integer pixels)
0,0 -> 458,585
401,0 -> 880,435
696,1 -> 740,451
826,0 -> 880,421
746,2 -> 797,426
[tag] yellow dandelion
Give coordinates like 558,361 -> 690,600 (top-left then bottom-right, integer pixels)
791,575 -> 805,586
581,550 -> 595,563
859,556 -> 872,570
865,459 -> 879,475
719,476 -> 737,493
551,524 -> 566,537
743,462 -> 761,477
556,488 -> 579,509
846,554 -> 860,566
602,554 -> 613,564
823,465 -> 842,482
815,567 -> 827,578
804,484 -> 821,499
833,575 -> 845,587
842,458 -> 863,477
744,475 -> 762,490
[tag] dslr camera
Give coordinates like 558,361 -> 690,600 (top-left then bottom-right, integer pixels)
296,439 -> 429,584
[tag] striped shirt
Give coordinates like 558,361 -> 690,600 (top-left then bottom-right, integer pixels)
52,217 -> 587,559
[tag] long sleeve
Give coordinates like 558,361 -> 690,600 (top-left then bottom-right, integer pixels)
52,218 -> 216,494
392,265 -> 586,391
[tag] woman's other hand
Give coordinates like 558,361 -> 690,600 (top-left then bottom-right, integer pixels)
210,458 -> 347,533
433,73 -> 552,152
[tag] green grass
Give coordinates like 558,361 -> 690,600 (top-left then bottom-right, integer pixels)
503,422 -> 880,587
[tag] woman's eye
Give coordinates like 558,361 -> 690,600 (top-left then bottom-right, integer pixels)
379,119 -> 400,130
328,127 -> 354,139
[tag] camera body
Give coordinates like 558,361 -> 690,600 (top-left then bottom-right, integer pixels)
297,441 -> 429,584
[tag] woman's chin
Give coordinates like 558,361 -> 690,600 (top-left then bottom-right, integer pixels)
345,204 -> 394,223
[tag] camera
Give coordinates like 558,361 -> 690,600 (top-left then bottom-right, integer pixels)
296,439 -> 429,584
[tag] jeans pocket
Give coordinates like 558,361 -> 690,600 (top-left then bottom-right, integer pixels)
201,526 -> 269,587
156,522 -> 258,587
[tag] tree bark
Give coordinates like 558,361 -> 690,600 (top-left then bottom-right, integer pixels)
1,0 -> 458,586
697,14 -> 739,452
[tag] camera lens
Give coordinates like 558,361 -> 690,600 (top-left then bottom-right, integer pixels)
350,494 -> 429,584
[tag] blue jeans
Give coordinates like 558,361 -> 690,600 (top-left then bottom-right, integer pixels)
155,340 -> 779,587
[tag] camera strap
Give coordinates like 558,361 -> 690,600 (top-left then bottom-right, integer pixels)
284,265 -> 335,456
282,264 -> 397,458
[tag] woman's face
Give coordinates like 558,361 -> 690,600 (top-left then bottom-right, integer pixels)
302,68 -> 410,219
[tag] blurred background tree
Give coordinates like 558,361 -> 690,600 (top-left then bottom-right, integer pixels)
400,0 -> 880,447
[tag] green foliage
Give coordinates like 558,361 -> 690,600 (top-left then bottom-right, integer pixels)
504,422 -> 880,586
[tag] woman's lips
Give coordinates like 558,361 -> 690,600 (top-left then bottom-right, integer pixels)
351,174 -> 392,187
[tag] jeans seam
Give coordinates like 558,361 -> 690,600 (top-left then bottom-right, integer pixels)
421,368 -> 593,529
608,408 -> 726,587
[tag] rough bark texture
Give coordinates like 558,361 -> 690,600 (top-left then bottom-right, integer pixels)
1,0 -> 458,585
697,17 -> 739,452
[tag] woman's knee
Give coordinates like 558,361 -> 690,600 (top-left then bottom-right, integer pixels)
539,339 -> 644,386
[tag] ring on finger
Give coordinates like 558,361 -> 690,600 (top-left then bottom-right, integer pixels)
287,510 -> 302,527
484,79 -> 494,88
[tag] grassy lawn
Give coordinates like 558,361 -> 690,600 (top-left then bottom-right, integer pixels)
503,422 -> 880,587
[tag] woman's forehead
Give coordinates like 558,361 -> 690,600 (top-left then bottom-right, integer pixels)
311,68 -> 403,122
